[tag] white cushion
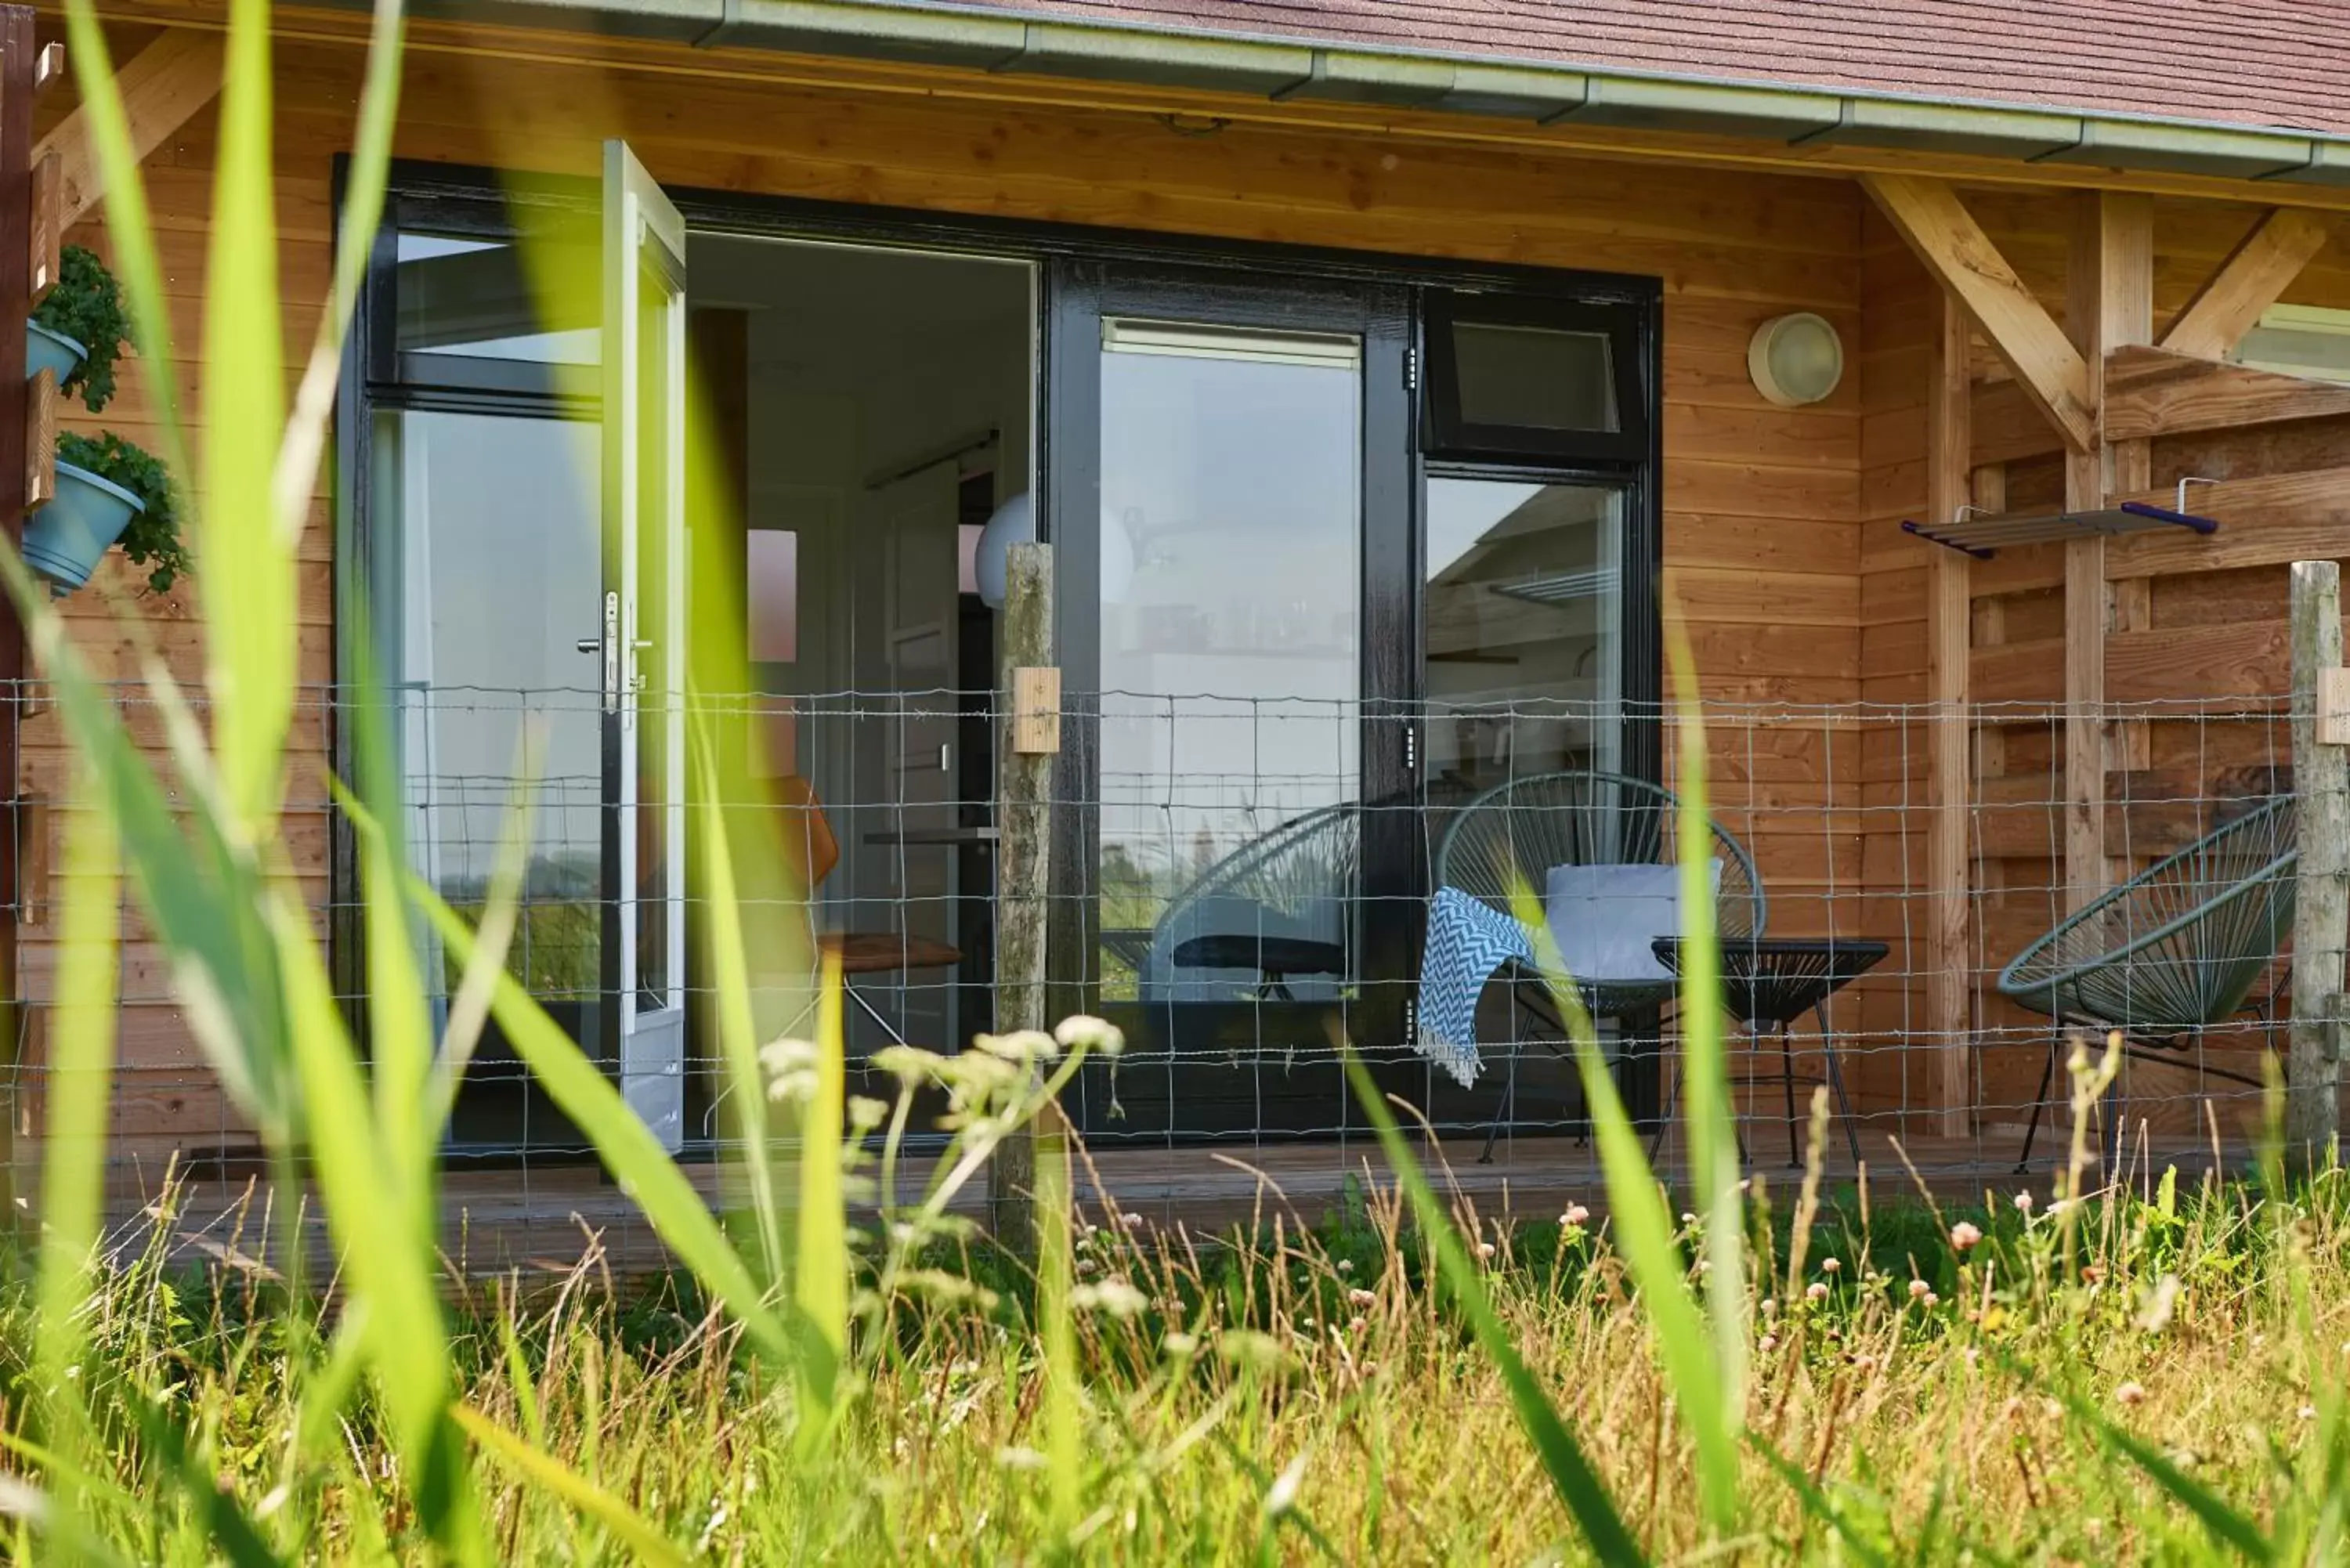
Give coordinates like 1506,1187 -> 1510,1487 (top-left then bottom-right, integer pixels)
1542,861 -> 1721,985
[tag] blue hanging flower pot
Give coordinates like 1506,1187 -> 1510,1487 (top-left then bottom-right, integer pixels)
25,461 -> 144,594
25,320 -> 86,383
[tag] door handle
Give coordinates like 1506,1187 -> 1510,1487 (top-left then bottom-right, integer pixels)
576,638 -> 600,655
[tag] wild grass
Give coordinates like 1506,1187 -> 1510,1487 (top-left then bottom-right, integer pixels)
4,1153 -> 2347,1563
5,0 -> 2346,1560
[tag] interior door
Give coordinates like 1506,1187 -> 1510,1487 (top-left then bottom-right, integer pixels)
602,140 -> 690,1148
879,463 -> 961,1050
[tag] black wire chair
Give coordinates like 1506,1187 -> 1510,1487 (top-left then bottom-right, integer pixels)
1996,793 -> 2296,1168
1432,770 -> 1766,1159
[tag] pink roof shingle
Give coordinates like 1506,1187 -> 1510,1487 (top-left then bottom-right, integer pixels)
962,0 -> 2350,136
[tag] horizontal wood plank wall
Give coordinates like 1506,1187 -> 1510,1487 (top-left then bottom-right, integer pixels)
1956,190 -> 2350,1137
28,27 -> 1869,1161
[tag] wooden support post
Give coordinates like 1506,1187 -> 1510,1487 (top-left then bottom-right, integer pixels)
2060,192 -> 2150,912
2290,561 -> 2347,1164
1924,294 -> 1972,1136
2101,197 -> 2157,865
990,542 -> 1054,1241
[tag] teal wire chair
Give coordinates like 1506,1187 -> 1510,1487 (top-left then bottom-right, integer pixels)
1433,770 -> 1766,1158
1995,793 -> 2297,1167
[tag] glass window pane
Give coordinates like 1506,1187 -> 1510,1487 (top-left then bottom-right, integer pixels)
395,231 -> 600,366
1096,317 -> 1361,1017
1451,320 -> 1618,432
378,408 -> 604,1039
1423,477 -> 1625,802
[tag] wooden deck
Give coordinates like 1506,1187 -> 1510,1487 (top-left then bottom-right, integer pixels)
88,1121 -> 2256,1288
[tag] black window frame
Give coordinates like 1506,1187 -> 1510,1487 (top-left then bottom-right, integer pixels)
333,157 -> 1667,1147
1422,290 -> 1649,467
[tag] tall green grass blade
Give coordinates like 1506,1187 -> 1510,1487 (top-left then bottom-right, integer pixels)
269,901 -> 481,1561
55,0 -> 189,483
1666,619 -> 1746,1530
130,1400 -> 286,1568
28,770 -> 119,1542
412,873 -> 792,1363
1748,1434 -> 1892,1568
276,0 -> 404,538
690,711 -> 783,1288
2031,1368 -> 2272,1561
1506,879 -> 1740,1535
794,953 -> 850,1451
1341,1053 -> 1646,1566
451,1405 -> 689,1568
201,0 -> 295,834
1037,1106 -> 1080,1541
1,558 -> 291,1139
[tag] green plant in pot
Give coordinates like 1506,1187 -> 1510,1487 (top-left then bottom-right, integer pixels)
30,430 -> 188,595
27,244 -> 130,410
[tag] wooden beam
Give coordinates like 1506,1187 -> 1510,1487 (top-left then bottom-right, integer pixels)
32,29 -> 225,229
2159,208 -> 2331,361
1861,172 -> 2096,453
2102,344 -> 2350,443
1924,294 -> 1972,1138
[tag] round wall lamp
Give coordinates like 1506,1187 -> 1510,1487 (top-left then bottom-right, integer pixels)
1748,311 -> 1845,406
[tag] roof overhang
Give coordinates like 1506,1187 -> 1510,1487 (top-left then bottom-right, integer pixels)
366,0 -> 2350,188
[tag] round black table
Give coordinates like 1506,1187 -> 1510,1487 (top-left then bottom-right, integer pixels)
1649,937 -> 1887,1166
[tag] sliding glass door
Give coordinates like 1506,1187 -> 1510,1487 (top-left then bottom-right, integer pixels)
1047,262 -> 1413,1138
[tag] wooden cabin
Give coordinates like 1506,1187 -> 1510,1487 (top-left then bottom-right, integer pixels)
9,0 -> 2350,1238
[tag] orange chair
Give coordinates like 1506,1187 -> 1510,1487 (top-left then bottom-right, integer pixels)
776,775 -> 963,1042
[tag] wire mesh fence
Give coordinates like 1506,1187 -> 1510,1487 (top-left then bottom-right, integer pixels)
6,681 -> 2341,1194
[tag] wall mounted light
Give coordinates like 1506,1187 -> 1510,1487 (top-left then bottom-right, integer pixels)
1748,311 -> 1845,406
974,492 -> 1032,610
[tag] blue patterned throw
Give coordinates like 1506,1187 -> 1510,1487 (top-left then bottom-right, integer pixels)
1415,887 -> 1535,1086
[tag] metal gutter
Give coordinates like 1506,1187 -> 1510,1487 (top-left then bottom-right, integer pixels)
403,0 -> 2350,187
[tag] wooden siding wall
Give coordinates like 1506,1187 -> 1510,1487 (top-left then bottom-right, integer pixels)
22,27 -> 1871,1159
1857,189 -> 2350,1133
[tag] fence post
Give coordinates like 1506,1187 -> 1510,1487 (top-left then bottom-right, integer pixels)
2289,559 -> 2347,1164
991,541 -> 1054,1240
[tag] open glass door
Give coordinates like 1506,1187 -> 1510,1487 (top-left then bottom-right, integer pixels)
603,140 -> 689,1148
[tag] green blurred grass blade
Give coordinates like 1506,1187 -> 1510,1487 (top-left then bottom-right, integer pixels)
2034,1373 -> 2273,1562
269,900 -> 481,1561
1666,619 -> 1747,1529
794,953 -> 850,1451
28,768 -> 118,1540
200,0 -> 295,834
131,1400 -> 287,1568
339,635 -> 433,1247
412,872 -> 792,1363
0,558 -> 292,1139
1506,879 -> 1739,1534
1037,1107 -> 1079,1541
451,1405 -> 689,1568
56,0 -> 189,482
1748,1433 -> 1891,1568
275,0 -> 404,537
1341,1053 -> 1646,1566
689,711 -> 783,1288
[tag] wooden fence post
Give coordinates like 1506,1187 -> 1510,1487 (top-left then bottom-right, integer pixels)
990,542 -> 1054,1240
2289,560 -> 2347,1163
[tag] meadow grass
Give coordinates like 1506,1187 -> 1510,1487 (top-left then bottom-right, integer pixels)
5,0 -> 2345,1559
4,1153 -> 2346,1563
